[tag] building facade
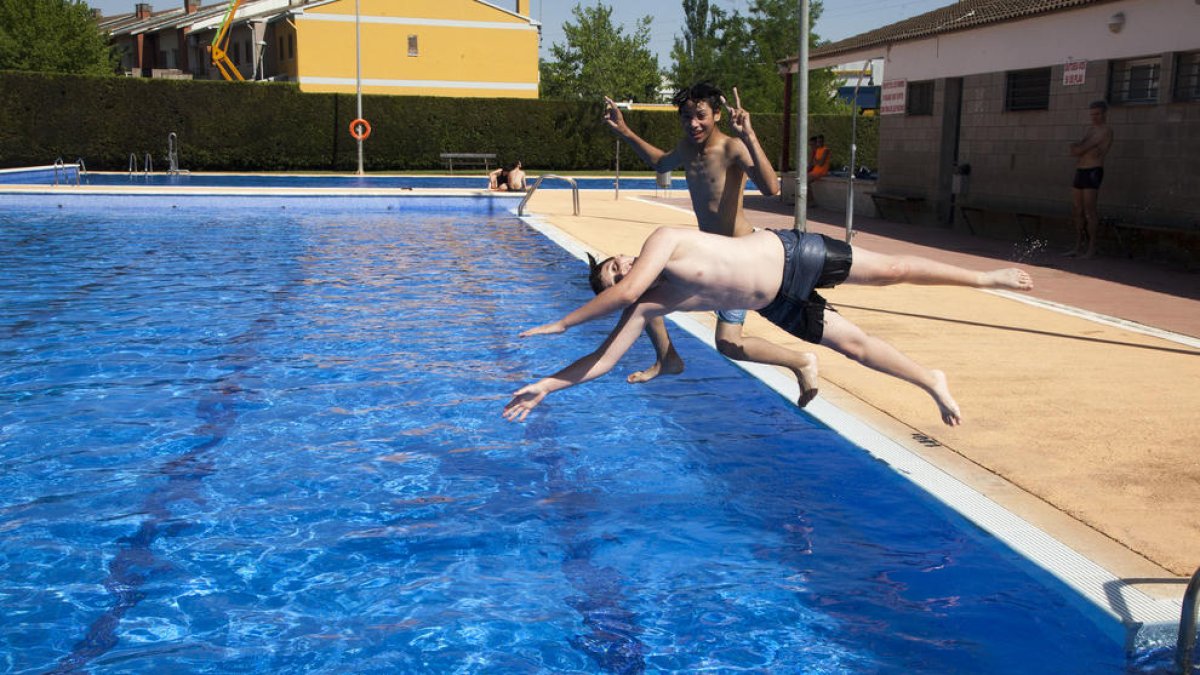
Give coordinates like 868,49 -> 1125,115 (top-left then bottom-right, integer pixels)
786,0 -> 1198,241
98,0 -> 540,98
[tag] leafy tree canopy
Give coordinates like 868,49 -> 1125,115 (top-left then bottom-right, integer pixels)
668,0 -> 843,115
540,3 -> 662,102
0,0 -> 116,75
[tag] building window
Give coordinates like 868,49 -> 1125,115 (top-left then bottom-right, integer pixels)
279,36 -> 285,61
906,80 -> 934,115
288,34 -> 295,59
232,41 -> 240,64
1005,67 -> 1050,111
408,35 -> 419,57
1109,57 -> 1160,104
1175,51 -> 1200,102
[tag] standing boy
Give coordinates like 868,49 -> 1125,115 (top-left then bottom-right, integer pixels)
605,82 -> 822,393
1067,101 -> 1113,258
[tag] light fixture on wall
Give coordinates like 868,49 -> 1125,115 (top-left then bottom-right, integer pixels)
1108,12 -> 1125,33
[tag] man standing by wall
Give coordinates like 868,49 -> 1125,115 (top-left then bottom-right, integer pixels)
1066,101 -> 1114,258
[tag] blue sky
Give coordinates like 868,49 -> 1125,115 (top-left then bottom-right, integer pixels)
86,0 -> 952,64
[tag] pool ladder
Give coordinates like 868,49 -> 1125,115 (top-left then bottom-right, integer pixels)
518,174 -> 580,217
52,157 -> 84,186
1179,565 -> 1199,673
167,132 -> 189,175
129,152 -> 154,178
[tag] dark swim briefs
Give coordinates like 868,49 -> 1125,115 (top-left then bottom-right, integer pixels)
757,229 -> 853,344
1072,167 -> 1104,190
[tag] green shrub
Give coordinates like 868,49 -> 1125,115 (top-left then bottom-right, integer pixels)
0,71 -> 876,172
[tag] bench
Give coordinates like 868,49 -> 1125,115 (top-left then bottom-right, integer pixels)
870,192 -> 925,224
959,204 -> 1063,238
439,153 -> 496,172
1106,216 -> 1200,262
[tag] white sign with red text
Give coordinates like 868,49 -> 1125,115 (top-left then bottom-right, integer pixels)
881,79 -> 907,115
1063,60 -> 1087,86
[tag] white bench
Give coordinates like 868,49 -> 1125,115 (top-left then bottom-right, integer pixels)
439,153 -> 497,172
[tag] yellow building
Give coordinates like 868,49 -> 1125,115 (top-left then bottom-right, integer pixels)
283,0 -> 539,97
98,0 -> 540,98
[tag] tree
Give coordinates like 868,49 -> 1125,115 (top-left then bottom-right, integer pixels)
0,0 -> 116,75
667,0 -> 841,114
540,3 -> 662,102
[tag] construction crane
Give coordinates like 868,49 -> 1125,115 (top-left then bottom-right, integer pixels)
210,0 -> 246,81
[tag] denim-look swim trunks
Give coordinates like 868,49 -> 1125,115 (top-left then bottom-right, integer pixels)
756,229 -> 852,344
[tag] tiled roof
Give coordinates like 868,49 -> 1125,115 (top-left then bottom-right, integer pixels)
804,0 -> 1120,61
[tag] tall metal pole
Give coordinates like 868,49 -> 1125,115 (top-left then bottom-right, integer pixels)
614,139 -> 621,200
793,0 -> 810,232
355,0 -> 364,176
844,59 -> 871,242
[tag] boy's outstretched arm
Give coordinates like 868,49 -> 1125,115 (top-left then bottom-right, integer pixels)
723,87 -> 780,196
603,96 -> 683,173
503,305 -> 652,422
520,227 -> 680,337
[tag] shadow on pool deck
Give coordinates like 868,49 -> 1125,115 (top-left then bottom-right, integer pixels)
521,188 -> 1200,599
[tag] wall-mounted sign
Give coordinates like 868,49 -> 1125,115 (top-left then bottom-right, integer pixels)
1063,60 -> 1087,86
881,79 -> 907,115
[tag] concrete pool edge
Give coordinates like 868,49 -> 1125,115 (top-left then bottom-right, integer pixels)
517,209 -> 1184,655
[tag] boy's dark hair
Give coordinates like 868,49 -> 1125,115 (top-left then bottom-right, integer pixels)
586,253 -> 611,295
672,81 -> 723,114
1088,100 -> 1108,112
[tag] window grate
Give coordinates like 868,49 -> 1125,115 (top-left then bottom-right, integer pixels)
1175,51 -> 1200,102
907,81 -> 934,116
1006,68 -> 1050,111
1109,57 -> 1160,104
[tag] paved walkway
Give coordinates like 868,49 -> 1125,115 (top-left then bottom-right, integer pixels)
520,188 -> 1200,602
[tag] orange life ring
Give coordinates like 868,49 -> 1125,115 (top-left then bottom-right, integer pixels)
349,118 -> 372,141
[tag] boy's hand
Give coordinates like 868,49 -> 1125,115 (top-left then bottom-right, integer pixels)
503,383 -> 547,422
602,96 -> 629,135
519,321 -> 566,338
721,87 -> 754,139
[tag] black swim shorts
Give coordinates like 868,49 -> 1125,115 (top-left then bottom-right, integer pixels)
757,230 -> 852,344
1072,167 -> 1104,190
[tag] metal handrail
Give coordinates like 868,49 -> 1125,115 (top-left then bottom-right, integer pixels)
518,174 -> 580,217
144,152 -> 153,176
128,153 -> 138,177
1178,565 -> 1199,673
52,157 -> 64,186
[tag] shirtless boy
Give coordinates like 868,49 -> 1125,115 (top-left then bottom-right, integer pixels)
603,82 -> 793,384
1067,101 -> 1114,259
504,227 -> 1033,427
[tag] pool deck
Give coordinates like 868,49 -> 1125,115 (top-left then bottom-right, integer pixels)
518,188 -> 1199,612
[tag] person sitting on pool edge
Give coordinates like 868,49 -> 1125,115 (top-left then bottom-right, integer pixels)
488,161 -> 526,191
503,226 -> 1033,427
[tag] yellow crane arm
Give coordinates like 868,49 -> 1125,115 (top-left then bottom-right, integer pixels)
210,0 -> 246,81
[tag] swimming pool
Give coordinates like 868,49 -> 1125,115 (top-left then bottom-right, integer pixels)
0,201 -> 1135,671
1,170 -> 697,191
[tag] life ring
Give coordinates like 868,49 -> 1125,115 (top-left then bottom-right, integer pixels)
349,118 -> 372,141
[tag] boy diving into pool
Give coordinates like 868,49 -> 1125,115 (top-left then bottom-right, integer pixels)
602,82 -> 785,384
503,226 -> 1033,427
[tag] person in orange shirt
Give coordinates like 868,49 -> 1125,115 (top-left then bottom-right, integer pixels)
807,134 -> 831,207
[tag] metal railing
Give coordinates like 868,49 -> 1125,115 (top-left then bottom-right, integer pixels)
167,132 -> 188,174
52,157 -> 65,186
1179,565 -> 1199,673
518,174 -> 580,217
76,157 -> 87,181
144,152 -> 153,176
128,153 -> 139,177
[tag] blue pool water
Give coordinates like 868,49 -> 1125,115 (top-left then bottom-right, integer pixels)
6,171 -> 698,191
0,202 -> 1131,672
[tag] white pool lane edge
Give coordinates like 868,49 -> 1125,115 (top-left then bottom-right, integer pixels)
517,211 -> 1183,655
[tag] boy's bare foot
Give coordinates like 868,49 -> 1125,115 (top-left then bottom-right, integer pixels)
929,370 -> 962,426
981,268 -> 1034,291
791,352 -> 820,407
627,354 -> 685,384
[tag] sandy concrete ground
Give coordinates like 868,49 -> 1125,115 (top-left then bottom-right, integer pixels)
517,187 -> 1199,601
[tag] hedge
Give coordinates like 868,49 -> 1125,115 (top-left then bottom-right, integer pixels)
0,71 -> 876,173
